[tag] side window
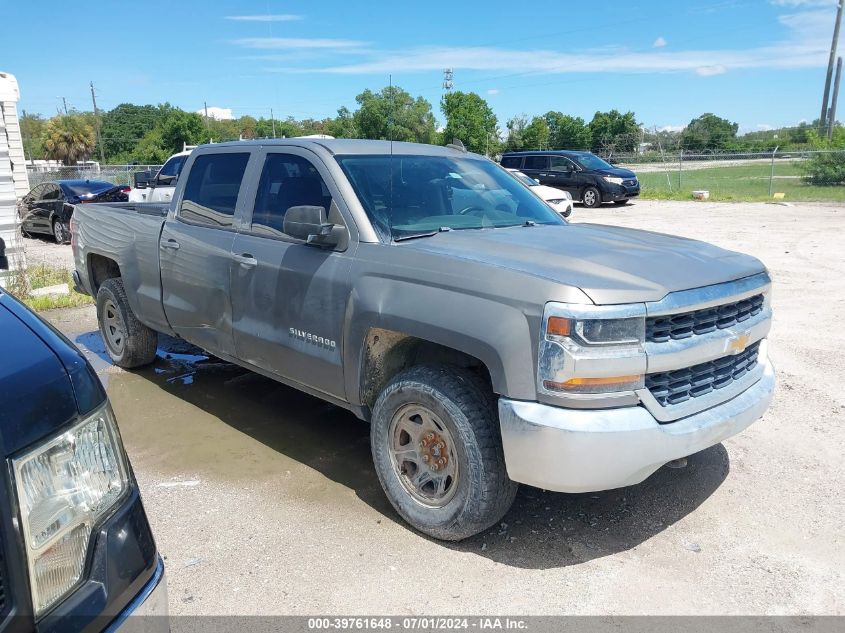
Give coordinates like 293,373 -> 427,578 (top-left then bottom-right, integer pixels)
179,153 -> 250,228
550,156 -> 575,171
29,184 -> 45,200
500,156 -> 522,169
523,156 -> 549,170
250,153 -> 333,238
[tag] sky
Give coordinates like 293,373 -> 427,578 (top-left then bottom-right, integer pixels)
1,0 -> 841,134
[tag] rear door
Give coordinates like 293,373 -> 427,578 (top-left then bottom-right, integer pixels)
522,155 -> 551,184
160,149 -> 255,357
19,185 -> 44,233
229,148 -> 356,399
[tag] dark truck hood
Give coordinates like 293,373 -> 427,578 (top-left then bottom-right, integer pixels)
401,224 -> 764,304
0,292 -> 105,456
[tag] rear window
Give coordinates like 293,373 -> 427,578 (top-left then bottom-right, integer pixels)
523,156 -> 549,170
179,153 -> 249,228
500,156 -> 522,169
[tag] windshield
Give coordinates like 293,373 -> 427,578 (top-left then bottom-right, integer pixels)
571,153 -> 613,171
336,155 -> 564,240
159,154 -> 188,179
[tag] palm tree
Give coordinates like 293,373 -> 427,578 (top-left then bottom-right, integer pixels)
42,115 -> 96,165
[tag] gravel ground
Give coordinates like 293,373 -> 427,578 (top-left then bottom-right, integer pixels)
42,199 -> 844,616
21,234 -> 75,270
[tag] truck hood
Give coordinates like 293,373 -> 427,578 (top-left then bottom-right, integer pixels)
400,224 -> 765,304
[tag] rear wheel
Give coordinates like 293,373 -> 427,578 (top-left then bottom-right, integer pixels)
582,186 -> 602,208
96,278 -> 157,368
370,364 -> 518,541
52,219 -> 68,244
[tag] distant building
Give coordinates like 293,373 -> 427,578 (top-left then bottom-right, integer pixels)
0,71 -> 29,285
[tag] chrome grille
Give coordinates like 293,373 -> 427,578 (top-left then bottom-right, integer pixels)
646,342 -> 760,407
646,294 -> 764,343
623,178 -> 638,186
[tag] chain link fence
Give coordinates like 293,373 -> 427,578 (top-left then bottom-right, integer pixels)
609,149 -> 845,201
25,164 -> 163,188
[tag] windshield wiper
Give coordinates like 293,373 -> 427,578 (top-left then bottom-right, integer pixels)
393,227 -> 453,242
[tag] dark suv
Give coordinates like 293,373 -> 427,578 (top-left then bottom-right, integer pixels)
500,151 -> 639,208
0,241 -> 168,632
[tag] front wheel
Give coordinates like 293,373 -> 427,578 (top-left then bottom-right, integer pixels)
582,186 -> 602,208
370,364 -> 518,541
96,278 -> 158,368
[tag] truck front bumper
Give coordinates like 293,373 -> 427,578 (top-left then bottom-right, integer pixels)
108,557 -> 169,632
498,359 -> 775,493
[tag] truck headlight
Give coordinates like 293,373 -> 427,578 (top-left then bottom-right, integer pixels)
12,404 -> 129,616
603,176 -> 624,185
539,303 -> 647,397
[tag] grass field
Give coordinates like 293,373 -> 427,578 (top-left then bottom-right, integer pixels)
636,160 -> 845,202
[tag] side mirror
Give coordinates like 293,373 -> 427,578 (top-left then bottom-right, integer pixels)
283,205 -> 340,247
156,174 -> 177,186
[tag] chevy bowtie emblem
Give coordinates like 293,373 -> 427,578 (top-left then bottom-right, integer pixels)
728,333 -> 750,353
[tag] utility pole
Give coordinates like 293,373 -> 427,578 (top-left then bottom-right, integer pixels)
58,97 -> 68,115
90,82 -> 106,163
270,108 -> 276,138
442,68 -> 454,92
830,57 -> 843,139
820,0 -> 844,132
203,101 -> 210,140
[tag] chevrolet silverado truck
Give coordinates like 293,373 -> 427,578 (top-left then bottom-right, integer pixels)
70,139 -> 775,541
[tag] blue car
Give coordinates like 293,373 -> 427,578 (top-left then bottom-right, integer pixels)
0,241 -> 168,632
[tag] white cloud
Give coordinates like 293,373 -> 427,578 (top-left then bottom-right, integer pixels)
225,14 -> 303,22
657,124 -> 685,132
198,106 -> 233,120
487,88 -> 500,95
756,123 -> 775,130
653,36 -> 667,48
696,64 -> 728,76
231,37 -> 370,50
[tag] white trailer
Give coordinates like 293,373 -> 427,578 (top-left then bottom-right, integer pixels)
0,71 -> 29,287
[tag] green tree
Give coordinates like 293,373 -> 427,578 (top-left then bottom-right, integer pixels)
131,129 -> 170,164
353,86 -> 437,143
440,91 -> 498,155
543,112 -> 590,149
505,114 -> 528,151
587,110 -> 640,154
20,113 -> 46,160
680,113 -> 739,151
42,114 -> 96,165
101,103 -> 169,160
328,106 -> 358,138
522,116 -> 551,150
158,110 -> 206,154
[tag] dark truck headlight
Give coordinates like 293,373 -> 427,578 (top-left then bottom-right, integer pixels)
538,302 -> 647,397
12,403 -> 129,616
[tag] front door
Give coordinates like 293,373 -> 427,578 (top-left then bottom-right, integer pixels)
160,149 -> 254,357
547,156 -> 580,196
229,149 -> 355,400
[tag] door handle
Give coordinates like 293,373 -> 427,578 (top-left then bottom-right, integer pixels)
160,239 -> 180,250
232,253 -> 257,268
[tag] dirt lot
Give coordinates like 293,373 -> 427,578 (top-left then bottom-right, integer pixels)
42,199 -> 844,616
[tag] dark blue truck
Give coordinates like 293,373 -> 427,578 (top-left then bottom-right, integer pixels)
0,240 -> 168,632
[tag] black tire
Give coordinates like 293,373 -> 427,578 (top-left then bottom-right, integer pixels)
370,364 -> 518,541
52,219 -> 68,244
613,199 -> 629,206
96,278 -> 157,368
582,186 -> 602,208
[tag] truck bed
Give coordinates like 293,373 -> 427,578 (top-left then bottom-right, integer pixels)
72,201 -> 172,334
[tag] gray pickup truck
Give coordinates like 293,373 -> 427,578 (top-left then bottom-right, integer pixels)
71,139 -> 775,540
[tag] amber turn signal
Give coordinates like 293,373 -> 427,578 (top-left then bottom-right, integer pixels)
546,316 -> 572,337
